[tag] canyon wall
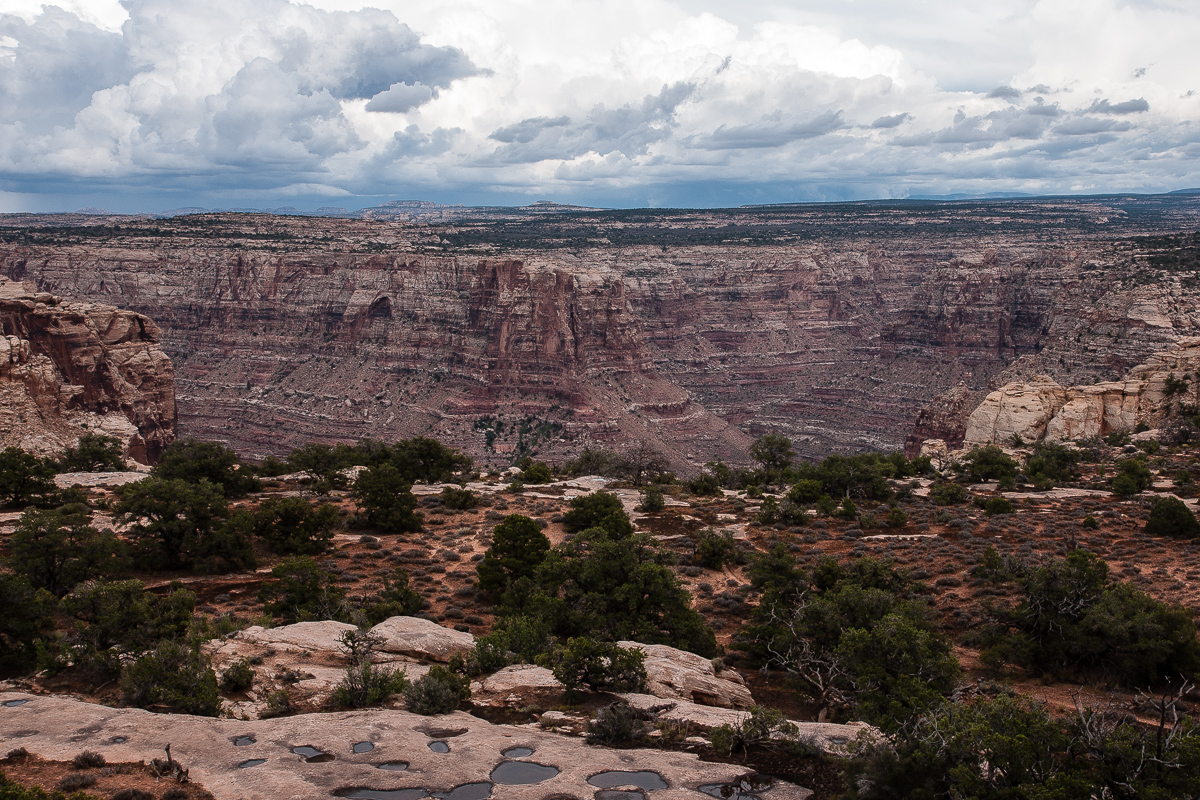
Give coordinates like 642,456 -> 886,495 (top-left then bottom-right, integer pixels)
1,198 -> 1197,469
0,279 -> 175,462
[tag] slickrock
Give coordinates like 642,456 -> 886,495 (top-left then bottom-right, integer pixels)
234,621 -> 359,653
370,616 -> 477,662
0,278 -> 175,462
962,337 -> 1200,446
2,692 -> 811,800
472,665 -> 565,708
618,641 -> 754,709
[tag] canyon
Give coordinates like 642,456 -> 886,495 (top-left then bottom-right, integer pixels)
2,196 -> 1199,470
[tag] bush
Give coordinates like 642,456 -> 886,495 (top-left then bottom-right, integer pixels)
957,445 -> 1019,484
476,514 -> 551,595
59,434 -> 126,473
587,702 -> 647,746
466,615 -> 553,675
71,751 -> 105,769
115,478 -> 254,572
688,472 -> 723,497
440,486 -> 478,510
352,464 -> 423,533
983,496 -> 1014,516
0,447 -> 57,508
331,630 -> 408,708
637,487 -> 665,512
886,507 -> 909,528
750,434 -> 795,481
120,640 -> 221,716
219,659 -> 255,693
403,665 -> 470,714
561,491 -> 629,535
520,460 -> 553,484
154,438 -> 260,497
56,773 -> 97,792
1145,496 -> 1200,539
1111,457 -> 1153,497
538,637 -> 647,696
361,567 -> 424,625
929,483 -> 967,506
390,437 -> 473,484
6,505 -> 126,596
257,557 -> 348,623
710,706 -> 800,758
61,579 -> 195,676
1023,442 -> 1080,487
696,529 -> 739,570
253,497 -> 339,555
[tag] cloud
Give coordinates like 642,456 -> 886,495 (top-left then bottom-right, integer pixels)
871,113 -> 911,129
365,82 -> 435,113
987,85 -> 1022,99
1087,98 -> 1150,114
695,110 -> 845,150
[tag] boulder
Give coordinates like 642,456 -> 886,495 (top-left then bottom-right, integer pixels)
472,664 -> 565,708
618,641 -> 754,709
235,621 -> 358,653
370,616 -> 475,662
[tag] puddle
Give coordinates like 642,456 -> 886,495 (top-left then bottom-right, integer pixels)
3,700 -> 29,707
433,783 -> 492,800
490,761 -> 560,785
699,775 -> 773,800
111,737 -> 127,744
587,772 -> 668,791
596,792 -> 644,800
378,762 -> 410,772
293,746 -> 334,763
238,759 -> 267,769
428,741 -> 450,754
353,742 -> 375,754
335,790 -> 427,800
501,747 -> 534,758
234,736 -> 256,747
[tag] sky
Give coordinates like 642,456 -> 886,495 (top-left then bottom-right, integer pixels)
0,0 -> 1198,212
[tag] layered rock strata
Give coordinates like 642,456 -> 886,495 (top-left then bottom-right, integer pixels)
0,278 -> 174,462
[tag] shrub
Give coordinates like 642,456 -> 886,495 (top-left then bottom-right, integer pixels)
6,505 -> 126,596
284,442 -> 349,491
389,437 -> 473,484
886,507 -> 909,528
696,529 -> 739,570
750,434 -> 795,480
476,514 -> 551,595
1111,457 -> 1153,497
59,434 -> 126,473
253,497 -> 339,555
538,637 -> 647,696
520,461 -> 553,484
362,567 -> 424,625
257,557 -> 348,623
71,751 -> 105,769
403,665 -> 470,714
957,446 -> 1019,484
688,472 -> 723,497
983,496 -> 1014,516
929,483 -> 967,506
637,487 -> 665,512
1145,496 -> 1200,539
57,773 -> 97,792
260,690 -> 294,719
561,491 -> 629,535
154,438 -> 260,497
0,447 -> 57,508
466,615 -> 553,675
710,706 -> 800,758
1082,515 -> 1099,530
219,659 -> 255,693
587,702 -> 647,746
352,464 -> 423,533
120,640 -> 221,716
61,579 -> 195,676
787,479 -> 825,505
440,486 -> 478,510
331,630 -> 408,708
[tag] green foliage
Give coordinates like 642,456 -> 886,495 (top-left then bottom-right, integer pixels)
257,557 -> 348,623
750,434 -> 795,480
519,459 -> 553,484
929,482 -> 967,506
389,437 -> 472,484
439,486 -> 478,510
252,497 -> 340,555
1145,495 -> 1200,539
739,549 -> 955,731
153,438 -> 260,497
885,507 -> 908,528
637,487 -> 665,512
219,658 -> 255,692
787,479 -> 824,504
115,478 -> 254,571
983,496 -> 1014,516
361,567 -> 424,625
561,447 -> 624,478
538,637 -> 647,695
788,452 -> 907,502
586,702 -> 647,746
980,549 -> 1200,685
0,573 -> 52,674
710,706 -> 801,758
352,464 -> 423,533
330,630 -> 408,708
61,579 -> 195,675
957,445 -> 1019,484
466,615 -> 553,676
1111,457 -> 1153,497
561,491 -> 630,536
58,434 -> 125,473
688,471 -> 723,497
6,505 -> 126,596
403,665 -> 470,714
476,514 -> 551,595
0,447 -> 57,508
1082,515 -> 1099,530
0,769 -> 104,799
696,528 -> 740,570
1023,442 -> 1080,488
120,639 -> 220,715
285,442 -> 348,491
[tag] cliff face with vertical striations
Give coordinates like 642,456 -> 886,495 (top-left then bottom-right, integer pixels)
0,279 -> 175,462
1,197 -> 1198,470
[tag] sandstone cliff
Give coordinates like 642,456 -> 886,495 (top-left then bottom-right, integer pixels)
0,279 -> 175,462
961,337 -> 1200,446
3,197 -> 1199,469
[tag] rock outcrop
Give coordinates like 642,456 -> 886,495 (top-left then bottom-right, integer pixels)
370,615 -> 476,662
0,278 -> 175,462
618,641 -> 754,709
962,337 -> 1200,446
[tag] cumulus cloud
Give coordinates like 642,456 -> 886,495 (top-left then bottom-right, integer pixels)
0,0 -> 1198,208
